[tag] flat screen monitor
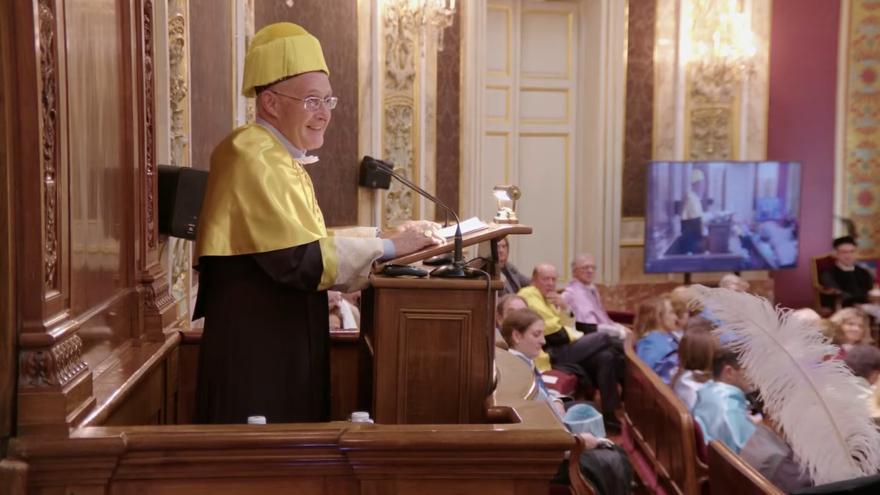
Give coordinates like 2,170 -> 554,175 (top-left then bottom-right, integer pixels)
644,161 -> 801,273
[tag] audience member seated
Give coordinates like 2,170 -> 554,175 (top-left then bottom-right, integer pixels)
819,236 -> 874,308
634,296 -> 681,384
830,307 -> 871,355
844,344 -> 880,387
494,294 -> 552,369
519,263 -> 623,432
792,308 -> 845,359
668,286 -> 696,337
692,349 -> 759,454
497,236 -> 530,295
719,273 -> 750,292
739,422 -> 812,493
496,295 -> 579,398
500,308 -> 633,495
562,253 -> 630,340
670,317 -> 719,410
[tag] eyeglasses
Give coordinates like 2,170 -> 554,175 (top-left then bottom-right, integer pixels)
269,90 -> 338,112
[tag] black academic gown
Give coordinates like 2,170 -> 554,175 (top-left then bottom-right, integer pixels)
819,264 -> 874,308
193,241 -> 329,424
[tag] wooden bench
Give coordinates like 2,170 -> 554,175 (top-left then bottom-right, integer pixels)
708,441 -> 783,495
620,344 -> 707,494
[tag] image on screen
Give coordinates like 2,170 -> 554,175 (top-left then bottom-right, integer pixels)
644,161 -> 801,273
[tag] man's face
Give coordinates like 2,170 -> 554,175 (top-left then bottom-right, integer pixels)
723,365 -> 754,394
835,242 -> 857,268
503,297 -> 527,316
533,267 -> 558,297
267,72 -> 333,151
497,297 -> 526,327
692,179 -> 705,196
497,238 -> 509,265
572,256 -> 596,285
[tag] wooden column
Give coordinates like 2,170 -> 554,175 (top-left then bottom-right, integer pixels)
135,0 -> 177,341
7,0 -> 177,435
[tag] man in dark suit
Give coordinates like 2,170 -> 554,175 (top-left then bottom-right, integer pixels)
819,236 -> 874,308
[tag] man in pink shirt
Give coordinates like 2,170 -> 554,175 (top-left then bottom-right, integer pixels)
562,253 -> 629,340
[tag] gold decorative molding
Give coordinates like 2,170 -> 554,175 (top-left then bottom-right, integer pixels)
164,0 -> 191,322
654,0 -> 768,162
38,0 -> 59,291
168,9 -> 189,168
143,0 -> 157,248
687,105 -> 735,160
19,335 -> 87,387
382,3 -> 419,227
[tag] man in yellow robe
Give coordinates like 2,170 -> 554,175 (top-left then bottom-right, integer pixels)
194,23 -> 439,424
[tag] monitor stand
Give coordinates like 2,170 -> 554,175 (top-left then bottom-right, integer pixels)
683,272 -> 692,285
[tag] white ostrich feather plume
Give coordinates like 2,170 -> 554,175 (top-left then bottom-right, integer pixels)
690,285 -> 880,485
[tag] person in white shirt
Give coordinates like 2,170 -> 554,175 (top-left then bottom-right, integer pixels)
562,253 -> 630,341
670,317 -> 718,410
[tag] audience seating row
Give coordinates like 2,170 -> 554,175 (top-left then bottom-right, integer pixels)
619,343 -> 707,495
708,441 -> 783,495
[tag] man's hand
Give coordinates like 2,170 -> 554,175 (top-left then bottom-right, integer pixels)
545,291 -> 569,312
387,220 -> 445,257
577,432 -> 613,450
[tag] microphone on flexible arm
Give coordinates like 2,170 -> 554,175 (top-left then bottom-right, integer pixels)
361,155 -> 480,279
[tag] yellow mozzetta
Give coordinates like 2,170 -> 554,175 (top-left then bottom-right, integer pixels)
196,124 -> 328,258
518,285 -> 583,372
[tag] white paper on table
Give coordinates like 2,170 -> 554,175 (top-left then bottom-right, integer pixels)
541,375 -> 559,385
438,216 -> 488,239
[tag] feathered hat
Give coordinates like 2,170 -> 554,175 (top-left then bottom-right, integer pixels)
242,22 -> 329,97
690,285 -> 880,485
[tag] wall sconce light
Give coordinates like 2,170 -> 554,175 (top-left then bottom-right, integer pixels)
384,0 -> 457,50
493,185 -> 521,224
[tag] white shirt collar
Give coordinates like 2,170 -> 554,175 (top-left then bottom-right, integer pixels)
508,348 -> 533,365
255,117 -> 319,165
836,261 -> 856,272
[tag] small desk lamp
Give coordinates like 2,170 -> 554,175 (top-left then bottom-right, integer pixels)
493,185 -> 521,224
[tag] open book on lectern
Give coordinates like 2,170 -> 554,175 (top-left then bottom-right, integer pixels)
375,222 -> 533,271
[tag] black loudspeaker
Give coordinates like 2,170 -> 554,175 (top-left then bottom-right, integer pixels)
358,157 -> 391,189
158,165 -> 209,240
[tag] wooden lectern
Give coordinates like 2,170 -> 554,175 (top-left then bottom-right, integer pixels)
362,224 -> 531,424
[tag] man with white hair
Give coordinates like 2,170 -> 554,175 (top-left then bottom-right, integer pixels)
519,262 -> 624,431
562,253 -> 629,340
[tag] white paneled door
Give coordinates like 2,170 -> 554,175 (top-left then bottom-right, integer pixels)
482,0 -> 578,279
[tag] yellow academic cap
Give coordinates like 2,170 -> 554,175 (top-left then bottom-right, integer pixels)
241,22 -> 329,97
690,169 -> 705,183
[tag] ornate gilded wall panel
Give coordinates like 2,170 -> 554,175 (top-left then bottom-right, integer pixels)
162,0 -> 192,321
840,0 -> 880,257
137,0 -> 175,338
382,3 -> 419,228
168,6 -> 189,169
